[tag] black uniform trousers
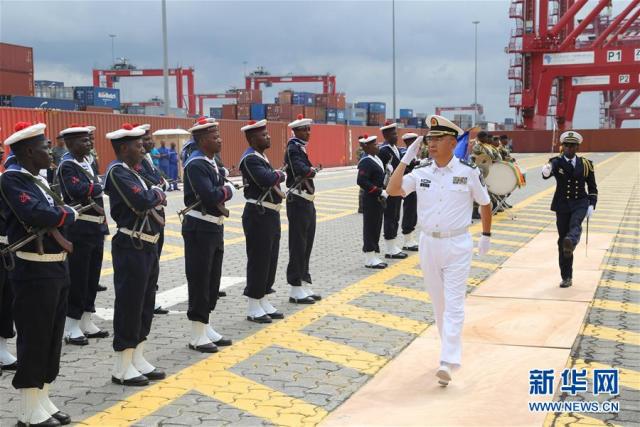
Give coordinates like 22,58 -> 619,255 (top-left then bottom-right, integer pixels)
286,195 -> 316,287
12,277 -> 68,389
242,204 -> 280,299
556,206 -> 588,280
0,263 -> 15,339
67,234 -> 104,319
183,225 -> 224,324
401,192 -> 417,235
112,241 -> 159,351
383,195 -> 402,240
363,195 -> 384,253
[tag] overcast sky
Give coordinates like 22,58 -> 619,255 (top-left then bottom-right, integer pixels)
1,0 -> 636,128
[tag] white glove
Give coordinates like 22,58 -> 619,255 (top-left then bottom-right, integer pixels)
477,235 -> 491,256
586,205 -> 594,219
224,183 -> 236,199
65,205 -> 78,222
222,167 -> 230,178
400,136 -> 423,165
386,163 -> 393,174
380,190 -> 389,199
541,163 -> 552,178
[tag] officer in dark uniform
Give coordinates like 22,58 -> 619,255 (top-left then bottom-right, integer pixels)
542,131 -> 597,288
182,118 -> 235,352
0,166 -> 18,373
377,122 -> 408,260
239,120 -> 286,323
135,124 -> 170,315
57,125 -> 109,346
104,123 -> 167,387
1,121 -> 77,426
357,134 -> 388,269
284,114 -> 320,304
399,133 -> 420,251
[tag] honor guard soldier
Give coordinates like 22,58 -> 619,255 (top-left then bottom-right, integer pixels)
57,125 -> 109,346
377,122 -> 408,260
357,134 -> 388,269
284,114 -> 321,304
1,122 -> 78,426
542,131 -> 597,288
399,133 -> 420,251
85,126 -> 107,294
135,124 -> 170,315
239,120 -> 286,323
104,123 -> 167,387
387,115 -> 493,387
181,118 -> 235,352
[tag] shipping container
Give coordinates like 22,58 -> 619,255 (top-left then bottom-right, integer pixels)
345,107 -> 367,122
304,106 -> 325,123
347,120 -> 365,126
237,89 -> 262,104
368,102 -> 386,114
9,95 -> 77,110
74,86 -> 120,109
236,104 -> 251,120
277,90 -> 293,105
35,80 -> 64,88
314,93 -> 346,110
266,104 -> 280,121
209,107 -> 222,119
367,112 -> 386,127
292,92 -> 315,106
399,108 -> 414,119
36,86 -> 73,100
407,117 -> 423,127
355,102 -> 369,111
222,104 -> 237,120
0,70 -> 34,96
250,103 -> 267,120
143,106 -> 187,117
82,105 -> 114,113
0,43 -> 33,73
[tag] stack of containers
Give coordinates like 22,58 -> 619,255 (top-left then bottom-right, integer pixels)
292,92 -> 315,106
356,102 -> 386,126
209,107 -> 223,119
345,105 -> 367,125
8,95 -> 77,110
277,90 -> 293,104
35,81 -> 74,99
398,108 -> 414,127
250,103 -> 267,120
0,43 -> 34,97
266,104 -> 281,121
236,89 -> 262,121
236,104 -> 251,120
222,104 -> 237,119
73,86 -> 120,111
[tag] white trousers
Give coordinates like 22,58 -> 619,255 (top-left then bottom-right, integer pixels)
419,231 -> 473,367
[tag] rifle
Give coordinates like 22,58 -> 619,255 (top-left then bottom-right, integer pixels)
286,164 -> 322,197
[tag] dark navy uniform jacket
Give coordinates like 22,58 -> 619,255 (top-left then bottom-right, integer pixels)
183,149 -> 232,232
239,147 -> 285,204
56,152 -> 108,237
103,160 -> 166,250
284,138 -> 315,193
357,155 -> 385,197
181,139 -> 196,166
0,164 -> 76,280
136,155 -> 168,191
378,142 -> 401,170
544,155 -> 598,213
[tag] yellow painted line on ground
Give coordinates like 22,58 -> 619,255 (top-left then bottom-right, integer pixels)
544,412 -> 622,427
473,236 -> 524,247
589,224 -> 640,232
591,217 -> 640,224
573,359 -> 640,391
490,228 -> 536,238
606,252 -> 639,261
313,200 -> 358,209
331,304 -> 428,335
601,263 -> 640,275
582,323 -> 640,346
612,241 -> 640,249
471,260 -> 501,270
371,282 -> 429,303
600,280 -> 640,291
487,249 -> 516,257
591,299 -> 640,315
489,222 -> 545,231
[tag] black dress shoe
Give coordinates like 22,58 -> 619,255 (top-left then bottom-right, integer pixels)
143,368 -> 166,380
51,410 -> 71,425
365,263 -> 387,269
17,417 -> 61,426
218,291 -> 227,297
308,294 -> 322,301
188,343 -> 218,353
1,360 -> 17,370
560,278 -> 573,288
246,314 -> 272,324
64,335 -> 89,346
288,296 -> 315,304
562,238 -> 574,258
472,211 -> 481,220
85,330 -> 109,339
267,311 -> 285,319
385,252 -> 408,259
403,245 -> 419,252
153,306 -> 169,315
266,288 -> 276,294
213,338 -> 233,346
96,284 -> 107,292
111,374 -> 149,386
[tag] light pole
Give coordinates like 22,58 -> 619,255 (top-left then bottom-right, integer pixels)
161,0 -> 170,115
108,34 -> 116,67
392,0 -> 396,122
472,21 -> 480,126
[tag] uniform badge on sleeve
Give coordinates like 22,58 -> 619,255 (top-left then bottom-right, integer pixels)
453,176 -> 468,185
420,178 -> 431,188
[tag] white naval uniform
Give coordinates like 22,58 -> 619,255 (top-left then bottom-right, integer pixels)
401,156 -> 490,366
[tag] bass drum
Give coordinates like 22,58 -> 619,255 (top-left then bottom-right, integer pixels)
485,161 -> 520,196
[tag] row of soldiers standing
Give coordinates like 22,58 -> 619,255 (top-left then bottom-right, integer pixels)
0,114 -> 321,425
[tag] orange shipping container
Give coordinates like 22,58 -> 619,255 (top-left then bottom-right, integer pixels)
278,90 -> 293,105
266,104 -> 280,121
236,103 -> 251,120
314,93 -> 346,109
82,105 -> 114,113
222,104 -> 237,120
0,70 -> 34,96
0,43 -> 33,73
238,89 -> 262,104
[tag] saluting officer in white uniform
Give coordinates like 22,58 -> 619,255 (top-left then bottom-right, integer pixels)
387,115 -> 493,387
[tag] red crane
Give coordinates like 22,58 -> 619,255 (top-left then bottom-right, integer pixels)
196,92 -> 240,116
92,66 -> 196,116
507,0 -> 640,130
245,68 -> 336,94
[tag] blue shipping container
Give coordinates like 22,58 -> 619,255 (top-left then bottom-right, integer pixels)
10,96 -> 77,111
336,109 -> 345,121
326,108 -> 337,121
399,108 -> 414,119
209,107 -> 222,119
355,102 -> 369,110
250,104 -> 267,120
292,92 -> 315,106
408,117 -> 423,127
368,102 -> 386,113
74,86 -> 120,109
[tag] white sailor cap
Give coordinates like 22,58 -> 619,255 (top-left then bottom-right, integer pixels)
402,133 -> 419,141
358,134 -> 377,145
60,124 -> 93,138
188,117 -> 218,133
133,123 -> 151,132
288,114 -> 313,129
4,122 -> 47,146
560,130 -> 582,145
426,115 -> 463,137
86,125 -> 96,133
152,128 -> 191,137
106,123 -> 146,142
241,119 -> 267,133
380,121 -> 397,132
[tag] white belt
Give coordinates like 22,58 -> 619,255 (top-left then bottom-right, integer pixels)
422,227 -> 468,239
0,235 -> 8,245
246,199 -> 282,212
186,210 -> 224,225
16,251 -> 67,262
117,228 -> 160,244
289,189 -> 315,202
77,214 -> 105,224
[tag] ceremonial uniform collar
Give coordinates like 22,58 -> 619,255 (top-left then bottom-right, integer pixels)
185,149 -> 219,171
289,137 -> 308,146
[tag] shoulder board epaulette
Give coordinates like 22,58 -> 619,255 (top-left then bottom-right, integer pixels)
548,155 -> 561,162
459,158 -> 477,169
581,157 -> 594,176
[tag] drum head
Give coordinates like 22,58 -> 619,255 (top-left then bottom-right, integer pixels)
485,161 -> 518,196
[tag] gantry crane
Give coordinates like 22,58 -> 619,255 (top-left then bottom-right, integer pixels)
196,91 -> 240,116
245,67 -> 337,94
